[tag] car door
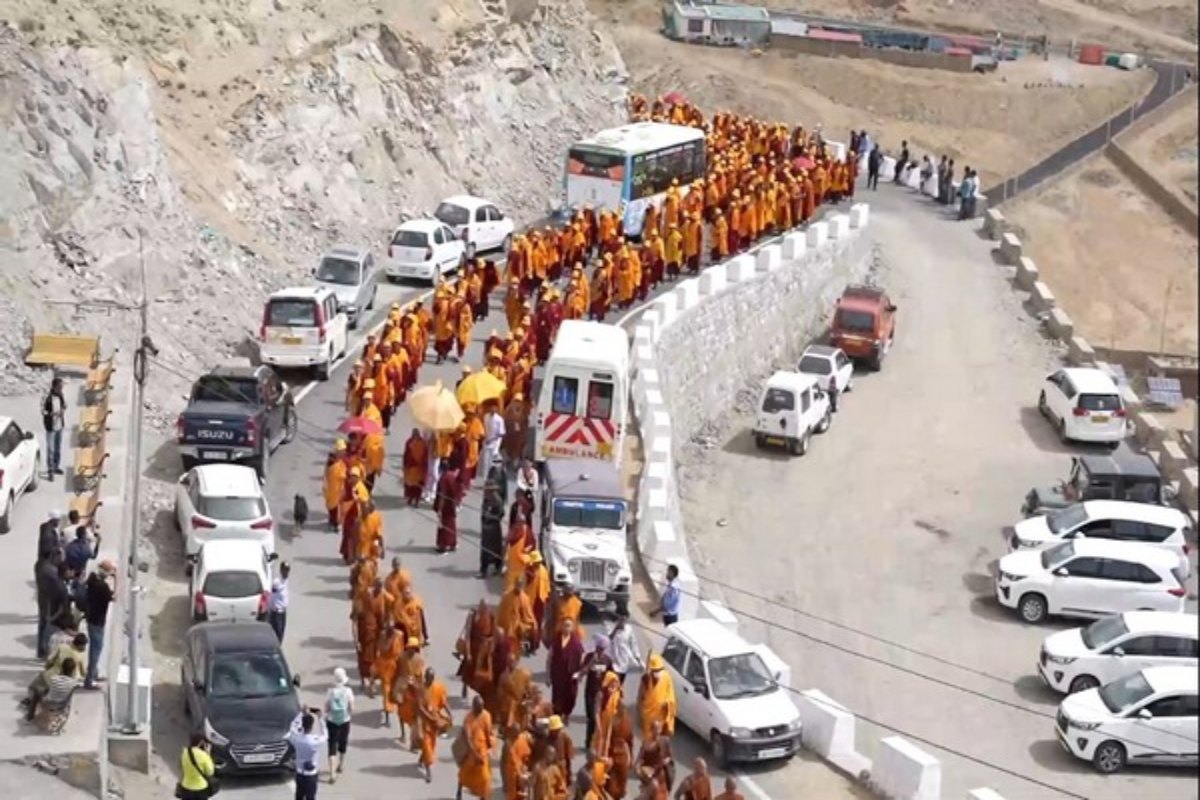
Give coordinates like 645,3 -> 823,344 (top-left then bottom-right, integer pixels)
0,422 -> 27,494
660,637 -> 695,731
834,351 -> 853,391
1099,559 -> 1163,613
442,226 -> 463,270
1135,694 -> 1196,764
177,470 -> 197,535
1052,556 -> 1109,615
680,650 -> 715,731
326,294 -> 347,354
1043,371 -> 1069,421
1110,634 -> 1161,677
471,205 -> 489,250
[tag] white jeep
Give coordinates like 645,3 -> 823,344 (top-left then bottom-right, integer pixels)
752,370 -> 832,456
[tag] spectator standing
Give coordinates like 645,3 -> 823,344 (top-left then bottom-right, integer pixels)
608,611 -> 644,688
176,733 -> 216,800
893,140 -> 909,183
64,525 -> 101,575
653,564 -> 682,627
479,482 -> 505,578
483,404 -> 506,479
287,709 -> 329,799
323,667 -> 355,782
867,146 -> 882,190
268,561 -> 290,643
84,561 -> 115,689
35,548 -> 68,658
41,377 -> 66,480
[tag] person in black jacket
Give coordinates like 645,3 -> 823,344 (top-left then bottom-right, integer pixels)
867,146 -> 883,190
41,377 -> 66,480
478,482 -> 504,578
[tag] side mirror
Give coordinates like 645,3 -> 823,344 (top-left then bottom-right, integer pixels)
22,431 -> 34,440
1053,567 -> 1069,577
192,680 -> 205,693
886,304 -> 897,312
268,552 -> 280,562
1137,708 -> 1152,720
1070,531 -> 1086,539
778,418 -> 786,430
292,675 -> 302,688
1112,647 -> 1125,657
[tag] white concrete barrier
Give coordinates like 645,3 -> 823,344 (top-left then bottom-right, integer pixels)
640,458 -> 669,495
654,292 -> 679,327
639,308 -> 662,342
806,221 -> 828,248
637,486 -> 670,527
874,737 -> 942,800
849,203 -> 869,229
798,689 -> 860,760
673,279 -> 700,312
782,231 -> 807,259
968,789 -> 1008,800
698,263 -> 728,296
999,232 -> 1022,265
880,156 -> 896,181
633,366 -> 660,405
726,254 -> 756,282
1031,281 -> 1057,312
700,600 -> 739,633
756,244 -> 782,272
1015,257 -> 1040,290
827,214 -> 849,240
633,342 -> 655,374
635,387 -> 664,427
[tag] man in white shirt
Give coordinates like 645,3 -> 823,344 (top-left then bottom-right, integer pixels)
607,611 -> 644,688
287,709 -> 328,799
483,406 -> 506,479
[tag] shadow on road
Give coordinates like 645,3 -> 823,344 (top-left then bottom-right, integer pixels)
150,595 -> 191,659
1012,674 -> 1059,707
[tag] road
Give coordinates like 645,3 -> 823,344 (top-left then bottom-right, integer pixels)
677,184 -> 1199,799
134,244 -> 865,799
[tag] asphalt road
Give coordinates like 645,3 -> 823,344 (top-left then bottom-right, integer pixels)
678,184 -> 1199,800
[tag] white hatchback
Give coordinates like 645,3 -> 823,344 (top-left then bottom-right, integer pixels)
1038,368 -> 1127,445
0,417 -> 40,534
176,464 -> 275,569
1039,611 -> 1199,695
190,539 -> 275,624
1056,665 -> 1199,773
796,344 -> 854,396
385,219 -> 466,283
434,195 -> 514,259
995,539 -> 1188,624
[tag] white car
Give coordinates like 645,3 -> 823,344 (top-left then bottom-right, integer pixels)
796,344 -> 854,396
661,619 -> 802,767
1039,612 -> 1199,695
1056,665 -> 1198,773
176,464 -> 275,569
1009,500 -> 1192,575
0,417 -> 40,534
189,539 -> 275,623
257,286 -> 349,380
312,245 -> 379,329
995,539 -> 1188,624
752,371 -> 831,455
385,219 -> 466,283
1038,368 -> 1127,445
434,195 -> 515,259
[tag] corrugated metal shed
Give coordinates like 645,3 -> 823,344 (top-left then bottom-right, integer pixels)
806,28 -> 863,43
703,3 -> 770,21
769,17 -> 809,36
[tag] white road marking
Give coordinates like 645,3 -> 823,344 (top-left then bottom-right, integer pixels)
732,770 -> 775,800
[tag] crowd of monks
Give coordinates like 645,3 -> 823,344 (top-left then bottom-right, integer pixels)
310,94 -> 850,799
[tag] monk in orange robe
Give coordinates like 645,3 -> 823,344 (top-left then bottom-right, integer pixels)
375,622 -> 404,722
351,578 -> 393,691
394,636 -> 425,747
402,428 -> 427,506
503,723 -> 534,800
458,696 -> 495,799
383,556 -> 411,599
392,584 -> 429,646
417,667 -> 451,782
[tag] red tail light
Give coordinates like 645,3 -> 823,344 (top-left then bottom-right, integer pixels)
191,515 -> 217,529
315,302 -> 327,343
1072,407 -> 1089,417
250,518 -> 273,530
175,416 -> 185,443
424,246 -> 433,261
193,591 -> 207,618
257,591 -> 269,617
259,305 -> 269,342
1168,586 -> 1187,597
1115,408 -> 1127,418
246,418 -> 258,447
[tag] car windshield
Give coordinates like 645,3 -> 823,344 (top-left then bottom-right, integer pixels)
708,653 -> 777,700
836,308 -> 875,333
552,499 -> 624,531
434,202 -> 470,227
1079,394 -> 1121,412
190,376 -> 258,405
1081,615 -> 1130,650
203,570 -> 263,599
266,299 -> 317,327
315,257 -> 360,286
1098,670 -> 1155,714
1046,503 -> 1088,534
198,496 -> 266,521
391,229 -> 429,247
1040,541 -> 1075,570
798,355 -> 832,375
761,388 -> 794,413
209,651 -> 292,699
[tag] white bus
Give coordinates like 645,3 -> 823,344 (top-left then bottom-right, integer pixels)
564,122 -> 706,238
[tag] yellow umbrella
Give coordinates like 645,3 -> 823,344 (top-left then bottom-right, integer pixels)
455,370 -> 507,408
407,381 -> 464,431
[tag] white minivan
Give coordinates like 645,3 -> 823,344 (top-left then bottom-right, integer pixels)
662,619 -> 802,768
258,287 -> 349,380
535,320 -> 628,465
190,539 -> 275,624
1038,367 -> 1127,445
752,371 -> 831,456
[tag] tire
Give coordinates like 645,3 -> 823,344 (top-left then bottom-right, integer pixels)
181,455 -> 198,473
1018,592 -> 1048,624
1091,740 -> 1126,774
282,406 -> 298,445
387,275 -> 398,284
0,493 -> 12,534
754,434 -> 766,450
817,410 -> 832,434
615,598 -> 630,617
1037,391 -> 1049,418
869,349 -> 884,372
315,353 -> 331,381
792,432 -> 810,457
1069,675 -> 1100,694
709,731 -> 730,770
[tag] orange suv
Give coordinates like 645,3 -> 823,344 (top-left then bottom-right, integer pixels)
830,285 -> 897,371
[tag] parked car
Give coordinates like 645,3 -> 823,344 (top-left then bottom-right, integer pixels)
1055,665 -> 1198,773
181,622 -> 301,774
1038,368 -> 1128,445
385,219 -> 466,283
176,364 -> 296,479
175,464 -> 275,566
1008,500 -> 1192,575
189,539 -> 276,623
257,287 -> 349,380
1022,452 -> 1171,518
796,344 -> 854,395
0,416 -> 39,534
752,371 -> 831,455
312,245 -> 378,329
660,619 -> 802,767
433,195 -> 515,259
1039,612 -> 1198,695
995,539 -> 1188,624
830,285 -> 896,371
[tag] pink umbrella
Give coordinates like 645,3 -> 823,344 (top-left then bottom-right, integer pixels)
338,416 -> 383,436
792,155 -> 815,171
663,91 -> 686,105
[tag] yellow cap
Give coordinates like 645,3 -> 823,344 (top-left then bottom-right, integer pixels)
648,653 -> 665,671
548,715 -> 564,732
334,439 -> 347,452
406,636 -> 420,648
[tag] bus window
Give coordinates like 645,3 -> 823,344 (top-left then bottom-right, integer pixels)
552,376 -> 579,415
586,381 -> 614,420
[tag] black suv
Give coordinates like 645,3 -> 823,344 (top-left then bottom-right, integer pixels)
182,622 -> 301,774
176,364 -> 296,479
1022,450 -> 1174,517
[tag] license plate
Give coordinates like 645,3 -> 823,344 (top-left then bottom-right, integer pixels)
201,450 -> 229,460
757,747 -> 787,760
765,436 -> 786,446
1092,415 -> 1109,423
241,753 -> 277,764
282,336 -> 302,345
581,590 -> 606,602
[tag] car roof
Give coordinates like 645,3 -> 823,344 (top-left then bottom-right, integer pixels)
668,619 -> 756,659
322,244 -> 369,262
544,458 -> 624,499
1142,665 -> 1200,695
1078,451 -> 1160,480
205,364 -> 262,381
395,218 -> 445,233
199,539 -> 268,570
192,621 -> 281,653
1121,611 -> 1199,637
1066,538 -> 1182,567
268,286 -> 332,301
1061,368 -> 1119,393
440,195 -> 489,209
194,464 -> 263,498
766,370 -> 819,392
801,345 -> 839,358
1079,500 -> 1188,526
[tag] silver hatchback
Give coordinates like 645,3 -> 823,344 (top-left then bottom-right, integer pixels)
313,245 -> 378,328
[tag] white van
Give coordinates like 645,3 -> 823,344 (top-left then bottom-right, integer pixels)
752,371 -> 832,456
662,619 -> 803,767
535,320 -> 629,465
258,287 -> 349,380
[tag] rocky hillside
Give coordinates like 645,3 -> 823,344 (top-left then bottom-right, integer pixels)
0,0 -> 627,416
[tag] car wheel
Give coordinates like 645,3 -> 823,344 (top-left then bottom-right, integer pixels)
710,731 -> 730,770
869,350 -> 883,372
1037,391 -> 1049,417
793,432 -> 810,456
282,406 -> 298,445
1092,740 -> 1126,774
817,410 -> 832,434
387,275 -> 398,284
1069,674 -> 1100,694
315,353 -> 331,381
1018,592 -> 1048,624
0,493 -> 12,534
181,455 -> 198,472
754,434 -> 766,450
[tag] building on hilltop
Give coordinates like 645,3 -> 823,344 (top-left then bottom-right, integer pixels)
664,1 -> 771,47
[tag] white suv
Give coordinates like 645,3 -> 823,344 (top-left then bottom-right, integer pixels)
796,345 -> 854,395
1009,500 -> 1192,575
434,195 -> 515,259
1038,368 -> 1127,445
0,417 -> 40,534
995,539 -> 1188,624
258,287 -> 349,380
752,371 -> 832,455
1039,612 -> 1199,695
1056,665 -> 1199,773
175,464 -> 275,569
